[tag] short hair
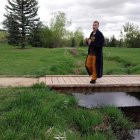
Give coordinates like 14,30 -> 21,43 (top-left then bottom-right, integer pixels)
93,20 -> 99,25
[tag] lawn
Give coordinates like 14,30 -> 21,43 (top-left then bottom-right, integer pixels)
0,43 -> 140,76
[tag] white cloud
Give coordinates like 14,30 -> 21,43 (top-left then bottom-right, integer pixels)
0,0 -> 140,38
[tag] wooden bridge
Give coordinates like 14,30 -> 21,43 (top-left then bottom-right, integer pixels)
0,75 -> 140,93
39,75 -> 140,93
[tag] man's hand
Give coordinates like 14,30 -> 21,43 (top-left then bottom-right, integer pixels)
85,38 -> 88,42
85,38 -> 91,46
88,39 -> 91,45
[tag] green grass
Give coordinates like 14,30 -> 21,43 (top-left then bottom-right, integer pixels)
0,43 -> 140,76
0,44 -> 75,76
103,47 -> 140,74
0,84 -> 134,140
0,43 -> 138,139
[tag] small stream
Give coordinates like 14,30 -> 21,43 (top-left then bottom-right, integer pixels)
73,92 -> 140,108
73,92 -> 140,140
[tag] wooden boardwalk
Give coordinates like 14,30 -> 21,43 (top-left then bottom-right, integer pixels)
39,75 -> 140,93
0,75 -> 139,93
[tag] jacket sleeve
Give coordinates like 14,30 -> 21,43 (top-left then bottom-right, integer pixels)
90,32 -> 104,48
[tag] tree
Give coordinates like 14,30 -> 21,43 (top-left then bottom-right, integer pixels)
40,26 -> 53,48
79,40 -> 84,47
4,0 -> 40,48
74,28 -> 84,46
3,13 -> 20,45
71,37 -> 75,47
121,22 -> 140,48
28,21 -> 43,47
63,30 -> 73,47
104,37 -> 109,47
109,35 -> 117,47
50,11 -> 71,47
104,35 -> 121,47
0,30 -> 7,43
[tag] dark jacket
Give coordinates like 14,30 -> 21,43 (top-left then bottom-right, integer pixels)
86,29 -> 104,78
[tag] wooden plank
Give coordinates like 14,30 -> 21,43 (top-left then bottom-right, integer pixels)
74,77 -> 83,85
57,77 -> 66,85
84,76 -> 91,83
69,77 -> 79,85
79,76 -> 89,84
44,77 -> 53,85
51,77 -> 59,85
62,77 -> 72,84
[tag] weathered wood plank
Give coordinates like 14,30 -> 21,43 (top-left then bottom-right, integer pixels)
69,77 -> 79,85
52,77 -> 59,85
62,77 -> 72,84
44,77 -> 52,85
57,77 -> 66,85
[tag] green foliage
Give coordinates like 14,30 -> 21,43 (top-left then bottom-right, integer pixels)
40,26 -> 54,48
2,10 -> 85,48
79,40 -> 84,47
50,11 -> 71,48
4,0 -> 40,48
105,22 -> 140,48
28,21 -> 43,47
106,35 -> 117,47
74,28 -> 84,46
121,22 -> 140,48
71,37 -> 76,47
0,31 -> 7,43
3,13 -> 20,45
37,11 -> 84,48
105,35 -> 122,48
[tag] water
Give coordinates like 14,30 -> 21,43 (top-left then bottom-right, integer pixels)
132,130 -> 140,140
73,92 -> 140,108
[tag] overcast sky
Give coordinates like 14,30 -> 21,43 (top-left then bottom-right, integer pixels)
0,0 -> 140,38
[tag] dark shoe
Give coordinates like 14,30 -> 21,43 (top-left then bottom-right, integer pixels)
90,80 -> 96,84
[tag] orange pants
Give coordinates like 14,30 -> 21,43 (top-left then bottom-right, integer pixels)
86,55 -> 97,80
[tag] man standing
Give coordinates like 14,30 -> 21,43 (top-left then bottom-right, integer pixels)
85,21 -> 104,84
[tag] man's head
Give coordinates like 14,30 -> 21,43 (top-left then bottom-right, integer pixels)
93,20 -> 99,31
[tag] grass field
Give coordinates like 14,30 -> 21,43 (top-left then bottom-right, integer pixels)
0,84 -> 134,140
0,43 -> 140,76
0,43 -> 139,139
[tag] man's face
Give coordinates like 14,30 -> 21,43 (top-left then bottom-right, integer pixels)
93,22 -> 99,31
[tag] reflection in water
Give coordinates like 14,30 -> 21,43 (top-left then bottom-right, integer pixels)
127,92 -> 140,101
73,92 -> 140,108
132,130 -> 140,140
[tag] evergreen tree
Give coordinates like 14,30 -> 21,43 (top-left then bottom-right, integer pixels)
4,0 -> 39,48
109,35 -> 117,47
79,40 -> 84,47
71,37 -> 75,47
104,37 -> 109,47
3,13 -> 20,45
28,21 -> 43,47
